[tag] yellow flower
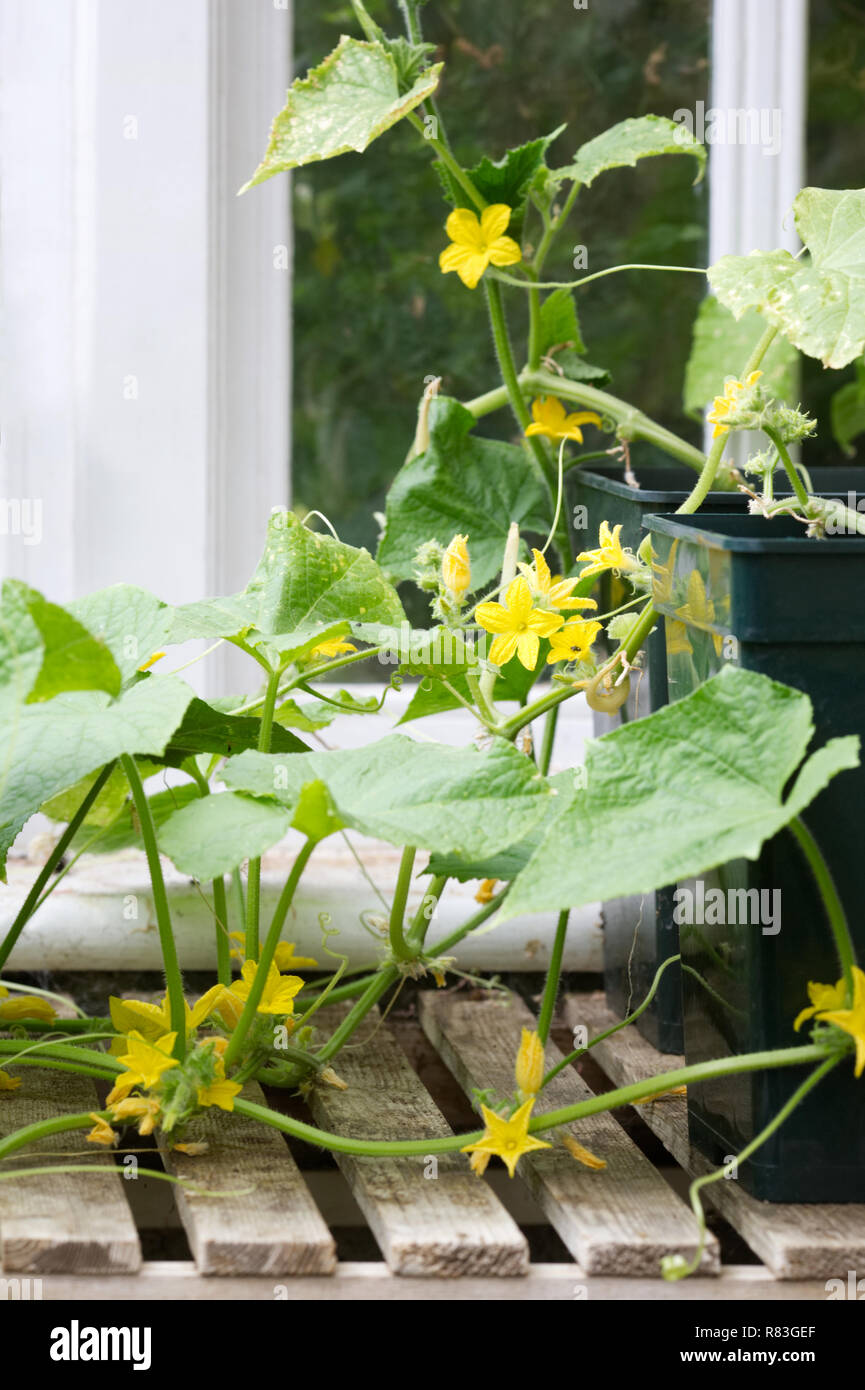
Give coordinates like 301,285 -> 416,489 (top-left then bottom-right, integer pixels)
462,1098 -> 551,1178
137,650 -> 166,671
109,986 -> 224,1053
173,1141 -> 209,1156
475,878 -> 498,904
107,1031 -> 179,1104
562,1134 -> 607,1169
475,575 -> 563,671
811,966 -> 865,1078
110,1095 -> 162,1136
273,942 -> 319,972
197,1076 -> 242,1112
0,1069 -> 21,1091
518,548 -> 598,614
0,992 -> 56,1023
525,397 -> 602,444
310,638 -> 357,660
226,960 -> 305,1017
674,570 -> 724,658
439,204 -> 522,290
515,1028 -> 545,1097
468,1149 -> 491,1177
793,978 -> 848,1034
86,1114 -> 119,1147
546,617 -> 602,666
706,371 -> 762,439
576,521 -> 631,579
442,533 -> 471,598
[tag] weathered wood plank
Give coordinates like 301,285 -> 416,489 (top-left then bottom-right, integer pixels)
305,1005 -> 528,1277
36,1260 -> 828,1302
0,1065 -> 141,1274
158,1080 -> 335,1277
568,991 -> 865,1281
421,992 -> 718,1277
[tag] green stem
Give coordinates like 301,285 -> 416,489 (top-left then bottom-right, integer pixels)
542,954 -> 682,1089
670,1056 -> 840,1281
0,1038 -> 121,1071
523,367 -> 707,474
0,1043 -> 834,1164
388,846 -> 417,962
184,759 -> 231,986
537,910 -> 569,1045
406,873 -> 448,951
788,817 -> 857,995
538,704 -> 559,775
223,838 -> 315,1071
492,263 -> 707,292
314,967 -> 399,1065
228,645 -> 386,718
212,875 -> 231,987
0,762 -> 116,973
763,426 -> 810,509
245,666 -> 282,961
406,111 -> 486,211
120,754 -> 185,1061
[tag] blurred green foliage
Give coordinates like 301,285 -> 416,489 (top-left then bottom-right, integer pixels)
805,0 -> 865,463
292,0 -> 710,548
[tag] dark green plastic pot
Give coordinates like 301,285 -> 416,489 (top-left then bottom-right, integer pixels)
572,465 -> 865,1056
646,510 -> 865,1201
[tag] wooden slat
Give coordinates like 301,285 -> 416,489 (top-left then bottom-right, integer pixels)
158,1080 -> 335,1276
37,1259 -> 829,1302
568,991 -> 865,1281
421,992 -> 718,1277
0,1065 -> 141,1274
305,1005 -> 528,1277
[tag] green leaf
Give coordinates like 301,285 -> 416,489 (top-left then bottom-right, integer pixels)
830,359 -> 865,456
158,791 -> 293,879
241,37 -> 442,191
170,513 -> 403,648
552,115 -> 706,189
553,350 -> 611,387
436,127 -> 566,224
41,763 -> 148,831
0,583 -> 53,716
0,675 -> 194,877
708,187 -> 865,369
245,511 -> 404,637
537,288 -> 586,356
68,585 -> 174,686
221,735 -> 553,858
10,586 -> 122,702
290,779 -> 345,844
275,688 -> 381,732
377,397 -> 551,587
500,668 -> 860,922
354,622 -> 479,677
169,594 -> 257,645
683,295 -> 799,418
66,782 -> 201,856
158,697 -> 308,767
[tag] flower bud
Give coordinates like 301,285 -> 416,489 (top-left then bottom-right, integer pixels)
442,533 -> 471,598
515,1027 -> 544,1097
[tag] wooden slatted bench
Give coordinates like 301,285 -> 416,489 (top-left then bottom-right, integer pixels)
0,990 -> 848,1300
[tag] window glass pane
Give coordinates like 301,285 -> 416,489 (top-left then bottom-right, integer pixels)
292,1 -> 710,551
804,0 -> 865,464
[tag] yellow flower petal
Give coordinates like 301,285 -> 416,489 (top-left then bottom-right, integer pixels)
0,1069 -> 21,1091
479,203 -> 513,242
562,1134 -> 607,1169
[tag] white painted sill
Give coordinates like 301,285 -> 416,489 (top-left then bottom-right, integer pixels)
3,687 -> 602,974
